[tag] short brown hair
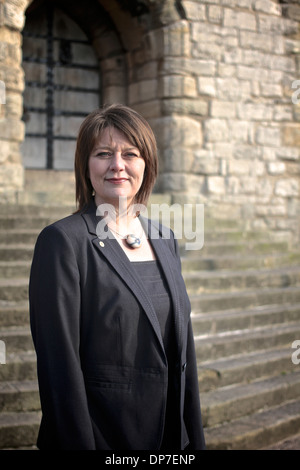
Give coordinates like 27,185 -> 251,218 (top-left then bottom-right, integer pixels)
74,104 -> 158,212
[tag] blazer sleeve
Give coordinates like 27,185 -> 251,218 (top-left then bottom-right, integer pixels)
29,224 -> 96,450
170,231 -> 206,449
184,319 -> 206,449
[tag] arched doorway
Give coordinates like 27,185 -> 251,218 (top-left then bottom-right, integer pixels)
21,0 -> 101,170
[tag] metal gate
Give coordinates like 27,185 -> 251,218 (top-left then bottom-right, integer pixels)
22,1 -> 100,170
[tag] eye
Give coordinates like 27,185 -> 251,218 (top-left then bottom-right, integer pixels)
95,152 -> 112,159
123,152 -> 139,159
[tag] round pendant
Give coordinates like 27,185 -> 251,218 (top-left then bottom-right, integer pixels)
126,234 -> 142,249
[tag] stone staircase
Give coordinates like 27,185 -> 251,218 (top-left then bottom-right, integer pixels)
180,219 -> 300,450
0,203 -> 300,449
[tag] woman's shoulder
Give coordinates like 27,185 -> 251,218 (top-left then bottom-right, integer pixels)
37,211 -> 86,243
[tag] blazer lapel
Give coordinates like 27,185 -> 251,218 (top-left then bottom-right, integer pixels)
81,203 -> 167,360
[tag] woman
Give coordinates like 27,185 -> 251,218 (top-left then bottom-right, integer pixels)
29,104 -> 205,450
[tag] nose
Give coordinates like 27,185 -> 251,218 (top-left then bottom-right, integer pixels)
109,152 -> 125,172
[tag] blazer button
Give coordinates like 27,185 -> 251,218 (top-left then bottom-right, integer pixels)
182,362 -> 187,372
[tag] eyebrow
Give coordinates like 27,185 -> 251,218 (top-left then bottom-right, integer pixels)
93,146 -> 140,153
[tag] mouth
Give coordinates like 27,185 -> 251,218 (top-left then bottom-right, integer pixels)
106,178 -> 129,184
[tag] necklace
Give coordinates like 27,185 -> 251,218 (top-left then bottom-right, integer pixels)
108,224 -> 143,249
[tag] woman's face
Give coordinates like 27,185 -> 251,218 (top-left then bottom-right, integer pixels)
88,126 -> 145,210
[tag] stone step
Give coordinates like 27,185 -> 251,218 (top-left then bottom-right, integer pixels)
0,326 -> 33,352
0,380 -> 39,412
181,252 -> 300,271
0,279 -> 29,302
0,229 -> 39,245
0,227 -> 275,247
0,239 -> 289,263
204,398 -> 300,450
0,204 -> 75,218
184,266 -> 300,293
190,286 -> 300,313
194,322 -> 300,362
0,352 -> 37,382
0,245 -> 34,262
263,432 -> 300,450
0,261 -> 31,279
0,411 -> 41,449
197,347 -> 295,393
2,253 -> 300,281
201,371 -> 300,428
0,216 -> 58,230
180,240 -> 289,256
192,303 -> 300,336
1,281 -> 300,313
0,301 -> 29,328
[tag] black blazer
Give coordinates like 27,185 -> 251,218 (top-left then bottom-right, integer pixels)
29,200 -> 205,450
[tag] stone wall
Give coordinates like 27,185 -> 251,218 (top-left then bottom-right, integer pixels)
130,0 -> 300,242
0,0 -> 299,243
0,0 -> 27,202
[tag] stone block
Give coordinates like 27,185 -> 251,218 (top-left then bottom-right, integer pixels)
210,101 -> 236,118
223,9 -> 256,31
276,147 -> 300,161
216,78 -> 251,101
243,50 -> 271,69
275,179 -> 299,197
5,91 -> 22,117
207,142 -> 233,159
267,162 -> 286,175
229,120 -> 253,143
239,31 -> 277,54
133,100 -> 161,120
256,127 -> 281,147
182,1 -> 206,21
225,176 -> 239,195
159,75 -> 197,98
204,119 -> 229,142
193,150 -> 219,175
152,115 -> 202,149
227,159 -> 251,176
161,57 -> 217,77
0,162 -> 23,188
162,20 -> 190,57
0,118 -> 24,142
271,55 -> 296,73
105,85 -> 127,106
208,5 -> 222,24
256,178 -> 274,196
273,105 -> 293,122
163,147 -> 194,173
253,0 -> 281,16
129,79 -> 158,104
160,172 -> 203,193
239,176 -> 257,194
4,1 -> 27,31
233,145 -> 262,160
161,98 -> 208,116
217,64 -> 236,78
3,66 -> 24,93
0,139 -> 10,163
197,77 -> 216,97
207,176 -> 226,195
255,204 -> 287,216
192,40 -> 223,62
282,124 -> 300,147
237,103 -> 273,121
